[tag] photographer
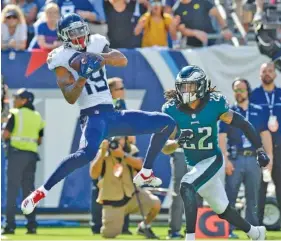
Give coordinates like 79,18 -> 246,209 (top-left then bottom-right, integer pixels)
89,137 -> 160,239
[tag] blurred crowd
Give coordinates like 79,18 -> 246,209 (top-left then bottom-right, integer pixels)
2,0 -> 280,52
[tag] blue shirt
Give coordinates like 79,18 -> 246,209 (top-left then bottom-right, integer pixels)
57,0 -> 106,22
38,22 -> 57,44
31,22 -> 58,49
250,86 -> 281,145
219,103 -> 267,151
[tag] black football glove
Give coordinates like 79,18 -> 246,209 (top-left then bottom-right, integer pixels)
177,129 -> 194,147
256,148 -> 270,167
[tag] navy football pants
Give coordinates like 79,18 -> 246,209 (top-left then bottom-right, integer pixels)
44,105 -> 176,190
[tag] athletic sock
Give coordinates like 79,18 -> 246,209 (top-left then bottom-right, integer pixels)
185,233 -> 195,240
43,149 -> 91,191
141,168 -> 152,176
38,186 -> 48,196
247,226 -> 259,239
143,118 -> 175,169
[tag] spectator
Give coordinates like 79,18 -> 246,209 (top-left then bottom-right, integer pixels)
163,0 -> 177,13
17,0 -> 38,45
108,77 -> 127,109
90,137 -> 160,239
1,77 -> 10,123
232,0 -> 253,32
1,4 -> 27,50
1,89 -> 45,235
107,77 -> 136,144
57,0 -> 107,36
219,78 -> 273,239
134,0 -> 179,48
250,62 -> 281,226
104,0 -> 146,48
31,2 -> 60,50
173,0 -> 232,47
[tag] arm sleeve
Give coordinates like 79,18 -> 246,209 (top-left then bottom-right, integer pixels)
4,113 -> 15,132
230,111 -> 263,149
39,129 -> 44,137
259,108 -> 268,132
217,95 -> 230,117
164,13 -> 173,27
206,0 -> 215,13
19,24 -> 27,41
90,0 -> 106,22
37,23 -> 45,36
218,120 -> 229,134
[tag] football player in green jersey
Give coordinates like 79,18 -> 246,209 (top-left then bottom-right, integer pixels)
162,66 -> 270,240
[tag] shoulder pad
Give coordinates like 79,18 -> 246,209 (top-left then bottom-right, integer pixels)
89,34 -> 110,52
162,100 -> 176,112
209,92 -> 224,101
47,45 -> 72,71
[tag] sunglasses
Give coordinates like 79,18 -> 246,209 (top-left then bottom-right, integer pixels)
6,16 -> 18,19
115,87 -> 124,91
151,2 -> 162,6
234,89 -> 247,93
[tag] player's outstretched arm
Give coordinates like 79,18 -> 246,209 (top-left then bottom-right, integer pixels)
55,66 -> 86,105
220,110 -> 270,167
101,45 -> 128,67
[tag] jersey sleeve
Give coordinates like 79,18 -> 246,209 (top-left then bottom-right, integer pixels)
257,107 -> 268,132
89,34 -> 110,51
218,120 -> 229,134
47,47 -> 63,71
217,94 -> 230,117
161,101 -> 171,115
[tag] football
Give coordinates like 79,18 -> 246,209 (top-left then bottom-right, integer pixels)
69,52 -> 105,73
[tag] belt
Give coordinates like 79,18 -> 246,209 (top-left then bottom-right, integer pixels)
80,104 -> 114,116
237,150 -> 255,156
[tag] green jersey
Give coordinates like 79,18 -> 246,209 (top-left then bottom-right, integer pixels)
162,92 -> 229,166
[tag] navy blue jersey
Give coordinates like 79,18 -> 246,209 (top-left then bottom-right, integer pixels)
250,86 -> 281,145
219,103 -> 267,151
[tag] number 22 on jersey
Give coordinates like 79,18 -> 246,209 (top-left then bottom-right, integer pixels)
181,127 -> 213,150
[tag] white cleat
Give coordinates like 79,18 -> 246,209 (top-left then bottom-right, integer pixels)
133,171 -> 162,187
252,226 -> 266,240
21,189 -> 46,215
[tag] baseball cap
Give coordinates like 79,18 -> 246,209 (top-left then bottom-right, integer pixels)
13,88 -> 34,103
5,10 -> 18,18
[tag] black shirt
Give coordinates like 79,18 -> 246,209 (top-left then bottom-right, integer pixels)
104,1 -> 144,48
173,0 -> 216,47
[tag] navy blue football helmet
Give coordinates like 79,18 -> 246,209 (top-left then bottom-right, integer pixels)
175,65 -> 210,104
57,13 -> 89,50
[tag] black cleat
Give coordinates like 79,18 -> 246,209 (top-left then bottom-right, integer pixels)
122,230 -> 133,235
137,225 -> 159,239
1,228 -> 15,235
26,228 -> 37,234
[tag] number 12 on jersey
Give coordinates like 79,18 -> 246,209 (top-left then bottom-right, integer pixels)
85,69 -> 108,95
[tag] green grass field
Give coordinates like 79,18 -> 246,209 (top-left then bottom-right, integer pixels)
2,227 -> 281,240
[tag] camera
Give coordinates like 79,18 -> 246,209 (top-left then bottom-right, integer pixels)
254,22 -> 281,72
109,139 -> 119,150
